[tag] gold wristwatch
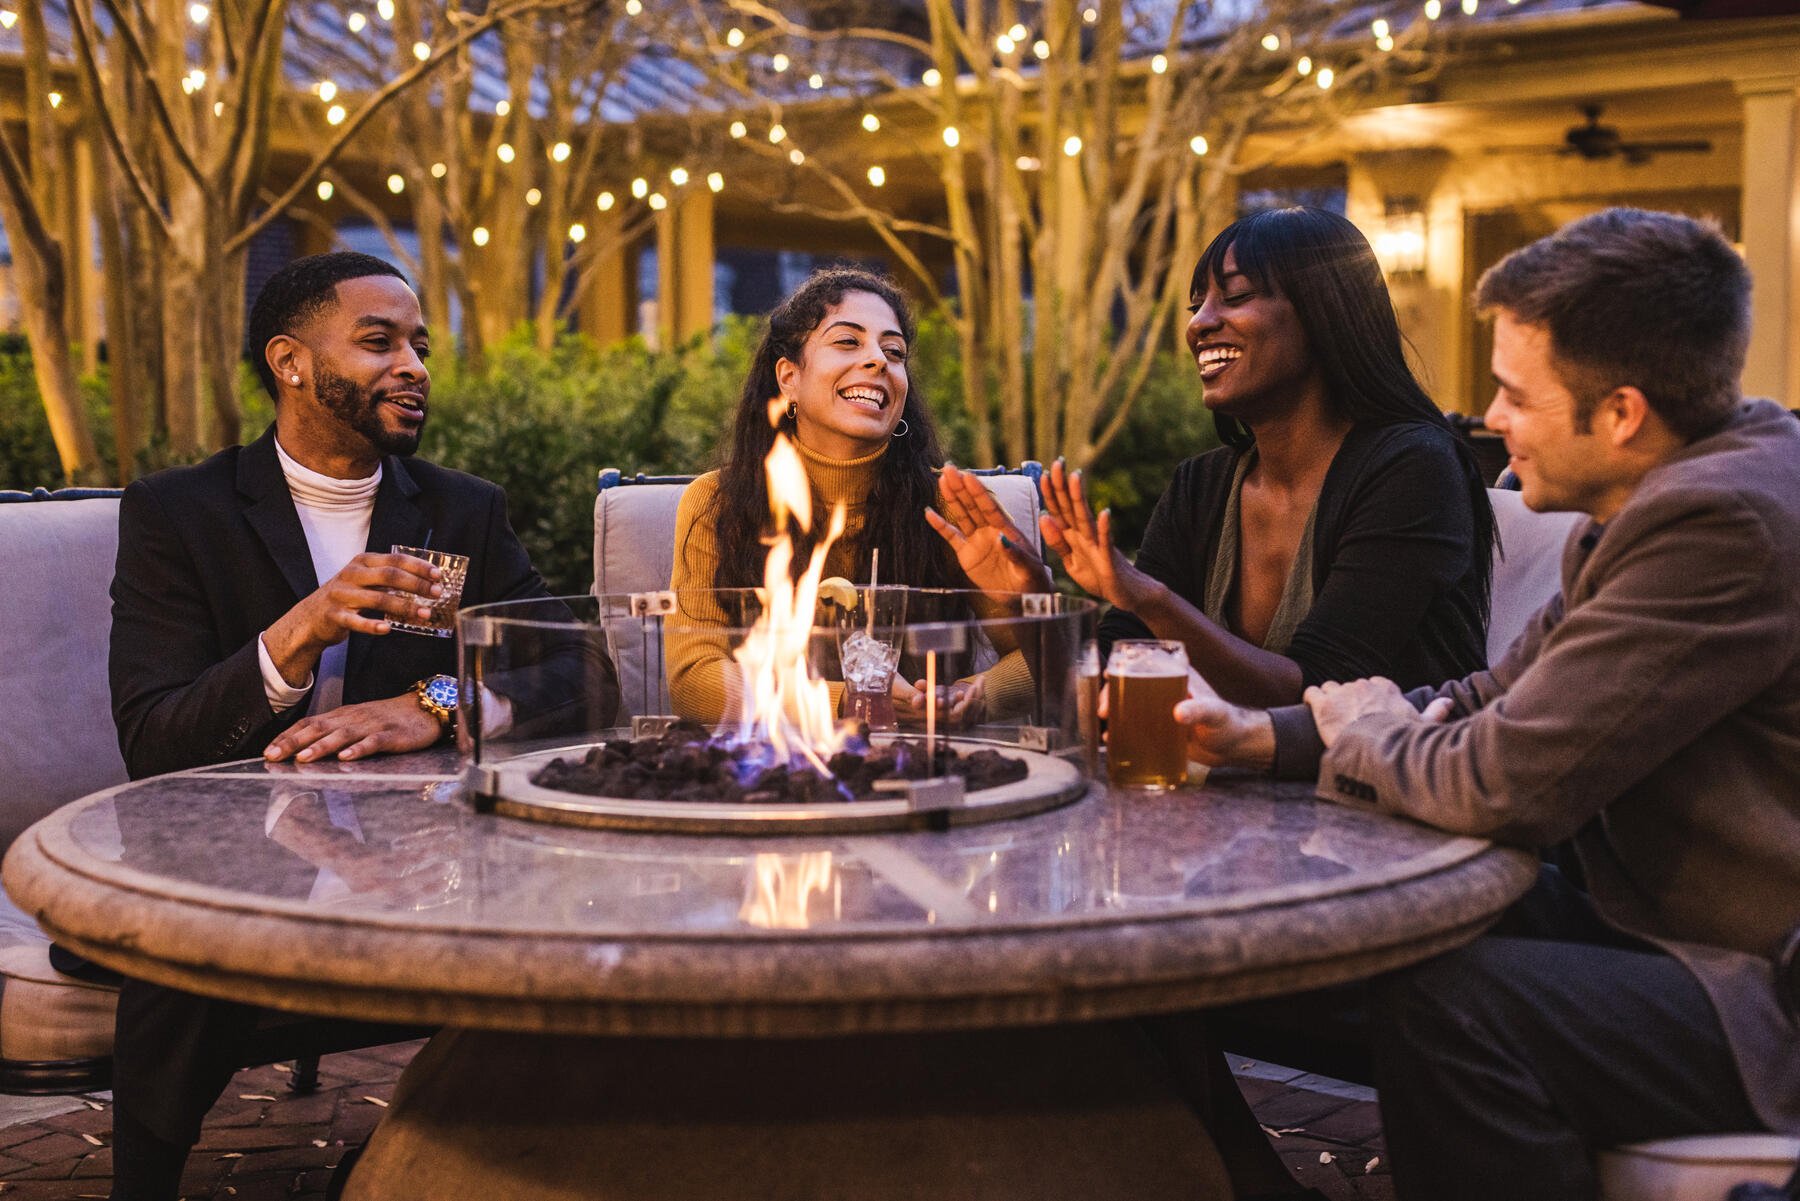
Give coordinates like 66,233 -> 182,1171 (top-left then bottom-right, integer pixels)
413,674 -> 459,727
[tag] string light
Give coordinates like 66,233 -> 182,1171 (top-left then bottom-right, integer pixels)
669,166 -> 689,185
1425,0 -> 1442,18
47,91 -> 61,107
631,176 -> 648,198
1151,54 -> 1168,74
771,53 -> 789,72
212,100 -> 223,116
1082,7 -> 1098,23
431,162 -> 447,178
496,99 -> 511,117
808,73 -> 823,89
624,0 -> 641,12
387,173 -> 405,193
568,223 -> 586,243
995,34 -> 1015,53
1372,18 -> 1390,35
411,41 -> 429,61
942,126 -> 960,147
729,120 -> 747,138
1462,0 -> 1478,12
1033,39 -> 1050,59
1317,66 -> 1334,88
648,192 -> 667,210
861,113 -> 880,132
922,67 -> 942,87
597,191 -> 615,211
326,104 -> 346,125
316,180 -> 333,200
1190,135 -> 1208,155
707,171 -> 724,192
1063,134 -> 1083,156
496,143 -> 515,163
346,10 -> 365,31
472,226 -> 490,247
1377,34 -> 1394,50
768,123 -> 786,143
0,10 -> 17,28
525,187 -> 541,206
725,27 -> 744,47
376,0 -> 393,19
1296,55 -> 1313,75
788,147 -> 804,164
1261,32 -> 1280,50
188,3 -> 208,23
318,80 -> 338,102
551,141 -> 571,162
1015,155 -> 1040,170
867,165 -> 885,186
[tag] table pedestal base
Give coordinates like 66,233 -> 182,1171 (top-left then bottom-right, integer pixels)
345,1023 -> 1233,1200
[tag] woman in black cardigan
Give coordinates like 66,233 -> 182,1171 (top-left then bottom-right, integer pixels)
1038,206 -> 1494,707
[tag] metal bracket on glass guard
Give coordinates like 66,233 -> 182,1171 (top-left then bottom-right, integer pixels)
874,774 -> 967,813
629,590 -> 678,618
1021,593 -> 1056,616
462,764 -> 502,808
461,616 -> 499,647
632,715 -> 681,738
905,625 -> 968,655
1017,726 -> 1061,752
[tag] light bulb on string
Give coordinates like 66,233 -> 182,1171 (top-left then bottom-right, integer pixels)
1015,155 -> 1040,170
788,147 -> 804,164
771,53 -> 789,72
726,27 -> 744,47
808,74 -> 823,89
1063,134 -> 1082,156
387,173 -> 405,193
862,113 -> 880,132
316,180 -> 334,200
1317,66 -> 1334,88
669,166 -> 689,185
318,80 -> 338,102
922,67 -> 941,87
551,142 -> 571,162
472,226 -> 490,247
1261,32 -> 1280,50
431,162 -> 447,179
188,3 -> 208,23
597,191 -> 615,211
47,91 -> 62,107
995,34 -> 1015,53
867,165 -> 885,186
326,104 -> 346,125
768,123 -> 786,144
2,10 -> 21,29
1190,135 -> 1208,155
1462,0 -> 1478,12
707,172 -> 723,193
212,101 -> 223,116
730,120 -> 747,138
1008,22 -> 1027,40
346,10 -> 365,31
568,223 -> 586,243
648,192 -> 667,210
942,126 -> 960,147
1151,54 -> 1167,74
1296,55 -> 1312,75
631,177 -> 648,198
496,143 -> 515,163
375,0 -> 393,19
411,41 -> 429,61
525,188 -> 541,206
1082,7 -> 1098,23
624,0 -> 641,12
1425,0 -> 1442,19
1377,34 -> 1394,50
1033,40 -> 1050,59
1372,18 -> 1390,35
496,99 -> 511,117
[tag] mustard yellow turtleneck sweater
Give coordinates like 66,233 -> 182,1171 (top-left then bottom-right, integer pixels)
664,440 -> 1033,725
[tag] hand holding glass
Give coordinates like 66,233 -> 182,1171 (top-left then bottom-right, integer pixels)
388,545 -> 468,637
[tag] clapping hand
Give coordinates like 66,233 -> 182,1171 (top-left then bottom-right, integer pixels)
925,465 -> 1052,597
1038,460 -> 1159,612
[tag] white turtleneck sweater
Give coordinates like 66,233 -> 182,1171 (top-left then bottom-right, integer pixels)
257,438 -> 382,714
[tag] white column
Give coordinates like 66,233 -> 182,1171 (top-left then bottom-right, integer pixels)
1736,75 -> 1800,407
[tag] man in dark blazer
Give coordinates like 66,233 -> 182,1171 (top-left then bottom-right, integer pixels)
106,252 -> 615,1199
1176,209 -> 1800,1200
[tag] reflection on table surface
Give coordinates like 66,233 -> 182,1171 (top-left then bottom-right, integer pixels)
62,755 -> 1480,938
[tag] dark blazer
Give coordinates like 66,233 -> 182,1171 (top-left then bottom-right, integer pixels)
1314,399 -> 1800,1133
109,425 -> 606,779
1099,420 -> 1488,690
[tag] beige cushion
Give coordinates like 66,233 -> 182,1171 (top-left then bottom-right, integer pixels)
592,472 -> 1044,719
1486,488 -> 1585,666
1599,1134 -> 1800,1201
0,498 -> 129,850
0,892 -> 116,1061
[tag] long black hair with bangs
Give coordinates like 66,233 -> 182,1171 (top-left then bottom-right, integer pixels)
697,268 -> 963,598
1192,206 -> 1495,608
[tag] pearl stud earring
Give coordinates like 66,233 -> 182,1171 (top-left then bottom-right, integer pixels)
290,374 -> 300,384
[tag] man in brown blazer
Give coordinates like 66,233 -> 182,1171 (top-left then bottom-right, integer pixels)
1178,207 -> 1800,1200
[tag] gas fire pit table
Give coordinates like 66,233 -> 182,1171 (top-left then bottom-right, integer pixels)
3,748 -> 1534,1200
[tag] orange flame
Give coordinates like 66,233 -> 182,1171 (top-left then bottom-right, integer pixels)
739,851 -> 837,929
728,408 -> 851,771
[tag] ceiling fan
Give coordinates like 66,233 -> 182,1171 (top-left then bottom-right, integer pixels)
1511,104 -> 1713,165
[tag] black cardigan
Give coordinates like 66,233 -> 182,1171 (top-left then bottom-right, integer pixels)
1098,420 -> 1488,691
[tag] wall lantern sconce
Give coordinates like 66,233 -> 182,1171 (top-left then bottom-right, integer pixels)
1374,198 -> 1428,279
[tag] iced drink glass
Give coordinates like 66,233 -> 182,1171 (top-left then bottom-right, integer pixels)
389,545 -> 468,638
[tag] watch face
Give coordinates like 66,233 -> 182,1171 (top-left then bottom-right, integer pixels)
424,676 -> 459,710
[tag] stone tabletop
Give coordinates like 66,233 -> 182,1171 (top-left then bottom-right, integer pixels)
2,751 -> 1536,1037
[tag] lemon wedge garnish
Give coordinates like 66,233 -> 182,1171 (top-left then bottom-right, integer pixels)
817,576 -> 859,608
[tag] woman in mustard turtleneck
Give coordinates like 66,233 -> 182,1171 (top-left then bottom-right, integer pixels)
667,268 -> 1042,724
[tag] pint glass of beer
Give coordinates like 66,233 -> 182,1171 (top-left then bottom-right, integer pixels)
1104,639 -> 1189,789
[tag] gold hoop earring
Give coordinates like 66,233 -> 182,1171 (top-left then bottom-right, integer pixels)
785,399 -> 798,421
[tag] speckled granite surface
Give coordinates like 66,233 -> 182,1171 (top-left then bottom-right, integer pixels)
4,752 -> 1534,1036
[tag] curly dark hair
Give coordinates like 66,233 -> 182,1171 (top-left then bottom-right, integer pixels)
245,252 -> 408,400
697,268 -> 962,597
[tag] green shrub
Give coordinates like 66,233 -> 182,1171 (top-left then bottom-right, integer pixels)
0,318 -> 1213,593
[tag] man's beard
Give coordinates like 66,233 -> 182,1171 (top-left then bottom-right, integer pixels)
315,362 -> 424,457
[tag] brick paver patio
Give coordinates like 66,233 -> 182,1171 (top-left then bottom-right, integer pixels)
0,1046 -> 1390,1199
